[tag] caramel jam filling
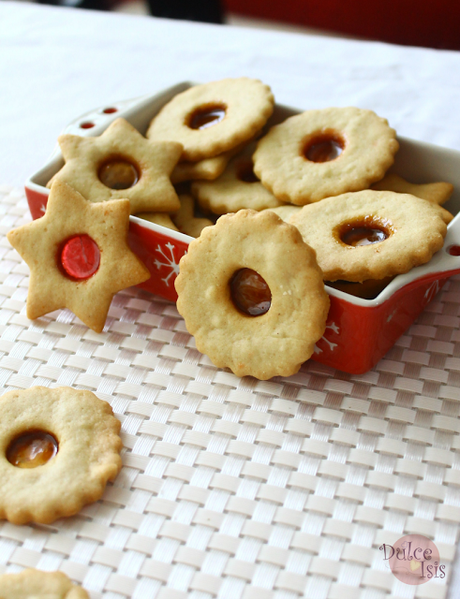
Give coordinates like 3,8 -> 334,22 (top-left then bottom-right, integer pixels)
303,131 -> 345,163
98,158 -> 139,190
59,234 -> 100,281
7,431 -> 58,468
230,268 -> 271,316
237,160 -> 259,183
338,217 -> 391,247
188,105 -> 226,130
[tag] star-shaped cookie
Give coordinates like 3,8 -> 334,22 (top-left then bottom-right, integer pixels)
8,180 -> 150,332
48,118 -> 183,214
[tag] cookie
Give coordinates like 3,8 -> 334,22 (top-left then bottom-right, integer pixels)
172,194 -> 214,237
0,569 -> 89,598
289,190 -> 448,282
135,212 -> 179,231
7,180 -> 150,333
371,173 -> 454,205
147,78 -> 275,162
170,143 -> 244,184
253,107 -> 399,204
175,209 -> 330,380
263,204 -> 302,222
0,386 -> 122,525
48,117 -> 182,214
191,142 -> 285,214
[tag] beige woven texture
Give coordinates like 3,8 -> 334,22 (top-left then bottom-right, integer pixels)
0,186 -> 459,599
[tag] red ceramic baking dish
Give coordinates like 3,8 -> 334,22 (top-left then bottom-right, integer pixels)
24,82 -> 460,375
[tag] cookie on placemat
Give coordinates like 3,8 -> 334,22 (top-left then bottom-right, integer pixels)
0,569 -> 89,598
175,209 -> 329,380
172,194 -> 214,237
0,386 -> 122,525
147,78 -> 274,162
290,189 -> 448,282
253,107 -> 399,205
191,142 -> 285,214
7,180 -> 150,333
371,173 -> 454,205
48,117 -> 182,214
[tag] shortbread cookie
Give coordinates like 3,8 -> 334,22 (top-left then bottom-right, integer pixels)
191,142 -> 285,214
7,180 -> 150,333
290,190 -> 448,282
172,194 -> 214,237
171,143 -> 244,184
0,569 -> 89,598
147,78 -> 274,162
254,107 -> 399,204
175,209 -> 330,380
371,173 -> 454,205
264,204 -> 302,222
48,118 -> 182,214
135,212 -> 179,231
0,386 -> 122,525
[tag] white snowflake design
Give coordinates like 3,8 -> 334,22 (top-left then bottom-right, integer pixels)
314,321 -> 340,354
154,242 -> 182,286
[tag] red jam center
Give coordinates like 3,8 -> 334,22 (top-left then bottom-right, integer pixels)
340,223 -> 389,246
7,431 -> 58,468
189,105 -> 226,130
237,161 -> 259,183
98,159 -> 139,190
60,234 -> 100,280
230,268 -> 272,316
304,132 -> 345,163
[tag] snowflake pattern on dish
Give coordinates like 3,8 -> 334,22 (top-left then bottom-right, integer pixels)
314,321 -> 340,354
154,241 -> 183,287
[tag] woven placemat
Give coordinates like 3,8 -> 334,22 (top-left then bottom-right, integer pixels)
0,185 -> 459,599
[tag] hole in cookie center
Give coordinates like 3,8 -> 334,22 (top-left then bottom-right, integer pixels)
98,158 -> 139,190
237,160 -> 259,183
230,268 -> 272,316
7,430 -> 59,469
188,104 -> 226,130
304,131 -> 345,163
339,217 -> 390,247
59,234 -> 100,280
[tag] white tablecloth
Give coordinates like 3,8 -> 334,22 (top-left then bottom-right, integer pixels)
1,1 -> 460,188
1,3 -> 460,598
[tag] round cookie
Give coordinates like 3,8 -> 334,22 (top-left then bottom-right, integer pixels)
171,143 -> 245,184
172,194 -> 214,238
0,569 -> 88,598
135,212 -> 179,231
147,78 -> 275,162
289,190 -> 448,282
175,209 -> 330,380
0,386 -> 122,525
263,204 -> 302,222
253,107 -> 399,205
371,173 -> 454,205
191,142 -> 285,215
